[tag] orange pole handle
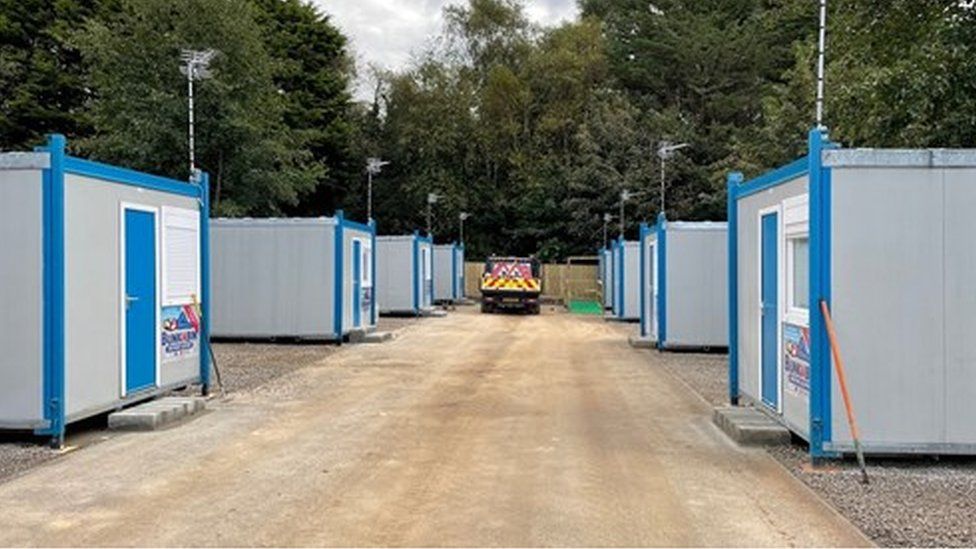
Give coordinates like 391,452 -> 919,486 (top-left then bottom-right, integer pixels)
819,300 -> 860,441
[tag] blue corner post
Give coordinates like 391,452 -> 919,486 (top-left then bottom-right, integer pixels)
39,134 -> 67,447
656,212 -> 667,347
370,218 -> 377,326
450,241 -> 458,300
808,127 -> 835,459
334,210 -> 345,343
412,230 -> 420,313
198,171 -> 212,394
726,172 -> 743,405
639,223 -> 648,337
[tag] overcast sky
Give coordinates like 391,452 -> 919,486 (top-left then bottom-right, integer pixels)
313,0 -> 579,101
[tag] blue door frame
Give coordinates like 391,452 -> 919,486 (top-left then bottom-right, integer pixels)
352,240 -> 362,328
124,208 -> 157,394
760,212 -> 779,408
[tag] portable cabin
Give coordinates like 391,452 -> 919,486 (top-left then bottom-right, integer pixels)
376,232 -> 434,315
433,242 -> 465,303
599,247 -> 613,309
638,214 -> 727,349
0,135 -> 210,444
210,212 -> 376,340
610,237 -> 640,321
729,128 -> 976,458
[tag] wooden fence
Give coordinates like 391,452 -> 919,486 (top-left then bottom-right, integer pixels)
464,260 -> 600,304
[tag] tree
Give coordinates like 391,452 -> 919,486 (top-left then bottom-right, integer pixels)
74,0 -> 322,215
251,0 -> 357,216
0,0 -> 112,150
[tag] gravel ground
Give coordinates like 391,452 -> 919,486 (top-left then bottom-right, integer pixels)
655,349 -> 976,548
210,342 -> 339,395
654,351 -> 729,406
0,318 -> 425,486
0,442 -> 58,485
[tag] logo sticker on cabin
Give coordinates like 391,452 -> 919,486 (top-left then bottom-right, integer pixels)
783,323 -> 810,397
161,305 -> 200,361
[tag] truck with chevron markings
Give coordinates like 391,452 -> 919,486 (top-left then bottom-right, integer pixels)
479,256 -> 542,314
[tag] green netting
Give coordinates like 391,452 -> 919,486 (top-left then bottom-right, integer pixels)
568,300 -> 603,315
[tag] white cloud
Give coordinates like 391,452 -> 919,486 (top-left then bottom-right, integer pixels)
313,0 -> 579,101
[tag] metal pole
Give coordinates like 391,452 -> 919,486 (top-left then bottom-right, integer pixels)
619,199 -> 625,238
603,218 -> 608,249
660,156 -> 666,214
816,0 -> 828,128
188,65 -> 195,177
367,170 -> 373,220
427,202 -> 432,235
460,216 -> 464,244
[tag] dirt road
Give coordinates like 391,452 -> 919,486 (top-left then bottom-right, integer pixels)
0,309 -> 869,547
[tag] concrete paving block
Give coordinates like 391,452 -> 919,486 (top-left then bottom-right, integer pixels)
108,397 -> 207,432
347,328 -> 368,343
628,335 -> 656,349
421,309 -> 448,318
713,406 -> 790,446
363,331 -> 394,343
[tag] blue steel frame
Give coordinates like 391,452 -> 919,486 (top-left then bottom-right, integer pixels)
35,134 -> 209,445
726,172 -> 743,405
638,224 -> 648,337
615,237 -> 625,318
727,127 -> 835,458
450,242 -> 459,300
412,231 -> 420,312
334,210 -> 346,342
656,212 -> 667,347
370,219 -> 377,326
419,233 -> 434,311
334,210 -> 377,339
457,243 -> 465,299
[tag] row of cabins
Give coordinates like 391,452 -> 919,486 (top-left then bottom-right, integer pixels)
599,127 -> 976,458
4,130 -> 976,457
0,135 -> 464,443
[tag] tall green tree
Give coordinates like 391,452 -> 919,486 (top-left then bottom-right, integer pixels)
252,0 -> 356,216
0,0 -> 112,150
74,0 -> 322,215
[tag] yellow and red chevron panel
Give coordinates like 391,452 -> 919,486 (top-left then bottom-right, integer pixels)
481,276 -> 541,291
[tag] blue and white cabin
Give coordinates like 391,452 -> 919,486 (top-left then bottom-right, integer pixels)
639,214 -> 727,349
610,237 -> 640,321
376,232 -> 434,315
210,212 -> 376,340
598,247 -> 613,309
433,242 -> 465,303
729,128 -> 976,457
0,135 -> 210,444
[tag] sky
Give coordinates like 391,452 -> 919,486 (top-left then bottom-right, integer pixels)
312,0 -> 579,101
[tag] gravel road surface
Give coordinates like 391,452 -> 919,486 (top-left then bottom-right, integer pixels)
0,309 -> 867,546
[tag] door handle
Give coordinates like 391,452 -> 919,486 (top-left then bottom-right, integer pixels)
125,294 -> 140,309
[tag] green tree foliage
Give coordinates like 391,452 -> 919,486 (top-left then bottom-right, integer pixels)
0,0 -> 111,150
74,0 -> 324,215
359,1 -> 655,260
251,0 -> 357,215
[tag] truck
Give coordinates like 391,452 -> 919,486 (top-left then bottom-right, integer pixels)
479,256 -> 542,314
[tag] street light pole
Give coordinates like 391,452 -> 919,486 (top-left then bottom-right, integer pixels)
180,49 -> 217,179
657,141 -> 690,215
459,211 -> 471,244
603,213 -> 612,248
619,190 -> 631,238
366,158 -> 389,221
426,193 -> 440,235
